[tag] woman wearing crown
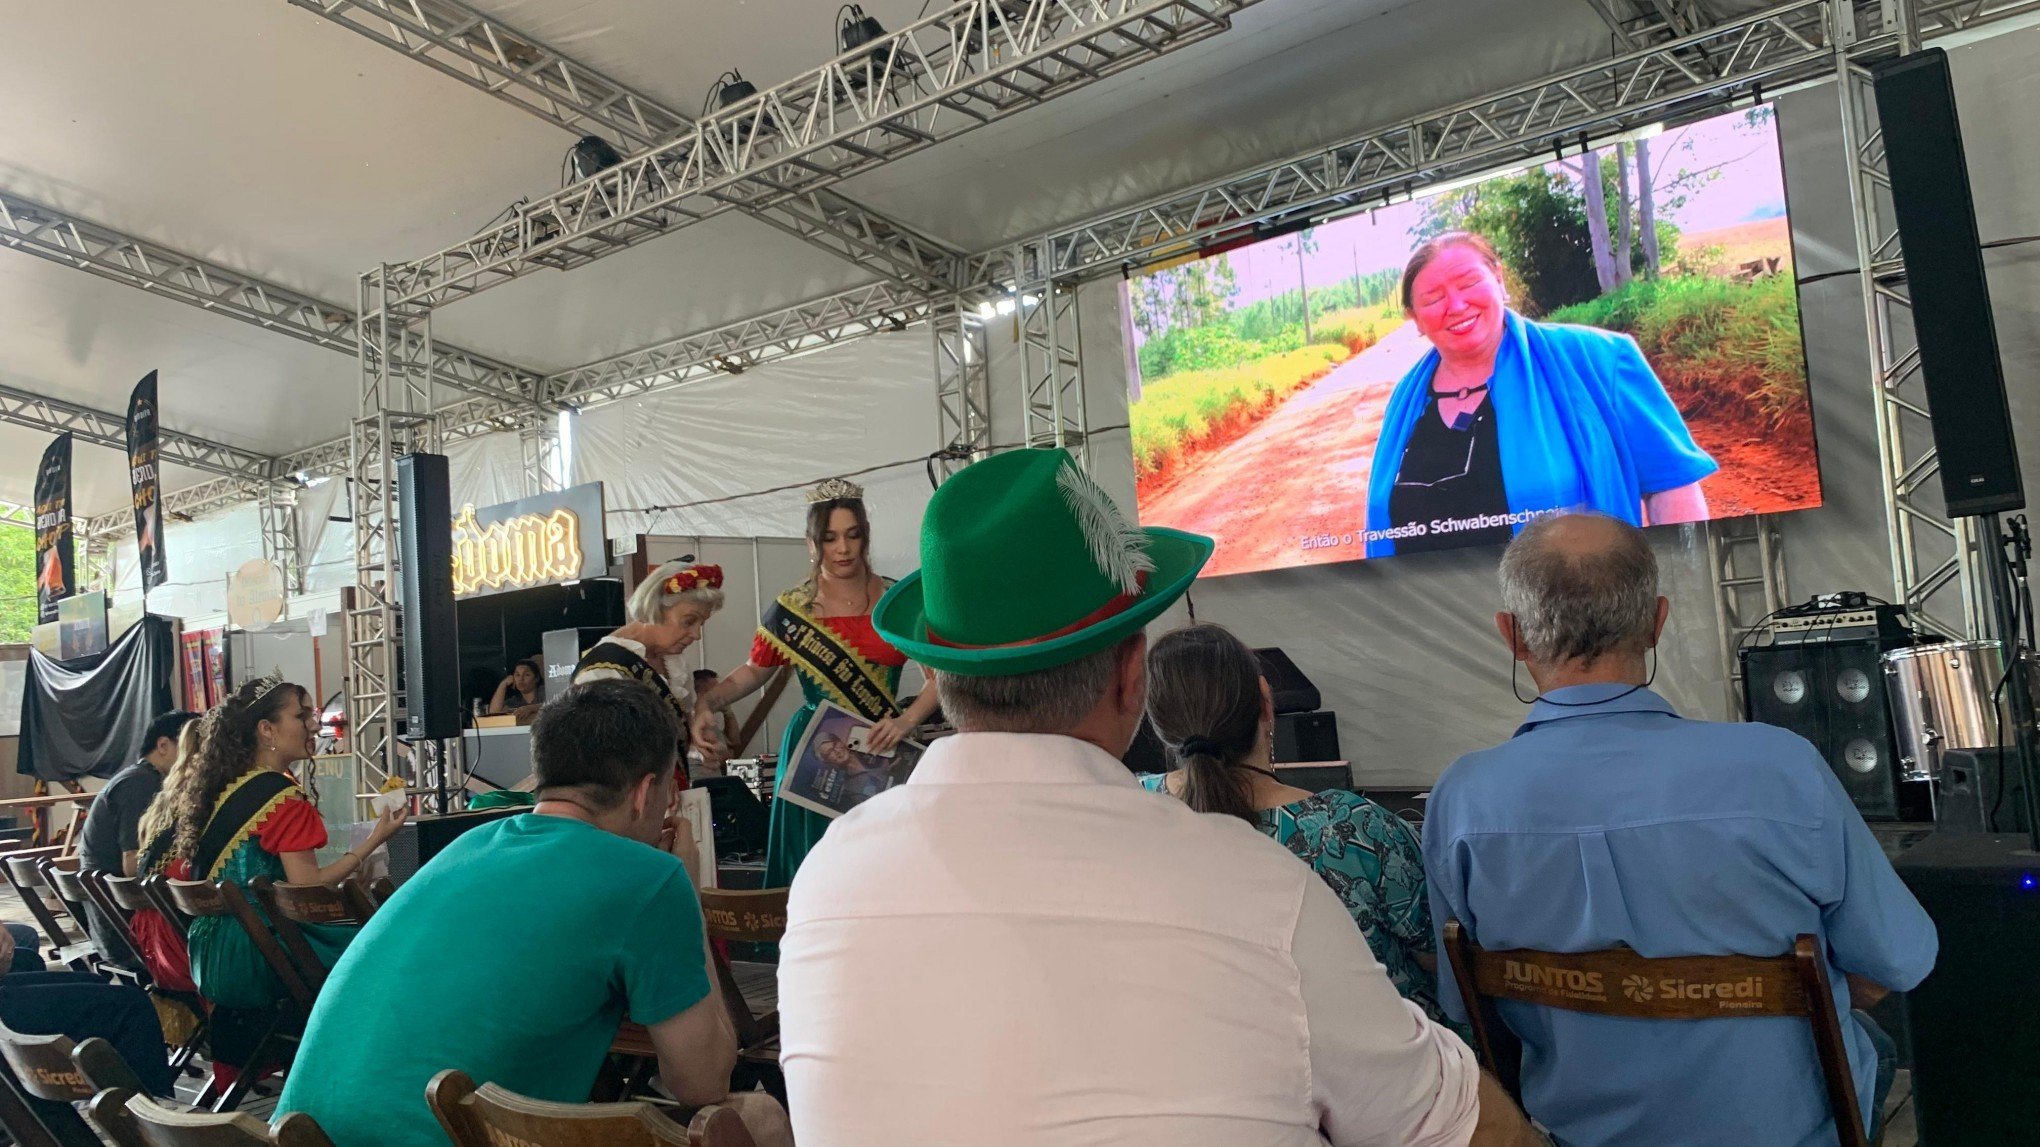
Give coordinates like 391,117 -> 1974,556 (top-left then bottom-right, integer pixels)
693,478 -> 942,887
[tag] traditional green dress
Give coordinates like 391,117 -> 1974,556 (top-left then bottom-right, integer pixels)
753,589 -> 908,887
184,769 -> 358,1010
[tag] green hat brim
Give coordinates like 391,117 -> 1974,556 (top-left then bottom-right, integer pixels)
874,527 -> 1213,677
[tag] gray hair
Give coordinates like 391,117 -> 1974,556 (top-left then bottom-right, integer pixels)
1498,513 -> 1658,664
935,637 -> 1137,734
627,559 -> 727,624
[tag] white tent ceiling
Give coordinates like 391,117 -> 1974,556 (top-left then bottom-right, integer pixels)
2,0 -> 1634,517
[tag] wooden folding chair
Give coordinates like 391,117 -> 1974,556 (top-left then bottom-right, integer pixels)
0,847 -> 75,959
36,860 -> 95,948
0,1021 -> 106,1147
74,869 -> 151,984
427,1069 -> 756,1147
89,1086 -> 336,1147
161,879 -> 310,1113
98,875 -> 209,1071
1442,919 -> 1868,1147
247,876 -> 379,994
695,888 -> 786,1077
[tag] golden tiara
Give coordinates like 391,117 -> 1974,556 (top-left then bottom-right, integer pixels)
807,477 -> 865,503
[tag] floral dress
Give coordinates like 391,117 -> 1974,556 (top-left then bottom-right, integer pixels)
1139,776 -> 1449,1025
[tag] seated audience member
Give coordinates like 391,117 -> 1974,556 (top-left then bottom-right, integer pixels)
0,921 -> 174,1096
274,681 -> 790,1147
77,709 -> 198,967
487,658 -> 545,716
165,678 -> 407,1011
1424,513 -> 1936,1147
779,448 -> 1537,1147
126,719 -> 208,994
1141,623 -> 1450,1025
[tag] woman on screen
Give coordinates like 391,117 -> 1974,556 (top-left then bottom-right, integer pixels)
1363,232 -> 1716,557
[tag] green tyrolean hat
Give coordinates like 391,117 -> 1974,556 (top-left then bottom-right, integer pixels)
873,449 -> 1212,676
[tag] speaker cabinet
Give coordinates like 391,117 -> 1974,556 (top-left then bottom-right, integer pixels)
384,808 -> 521,885
1935,747 -> 2031,836
542,626 -> 623,703
1254,647 -> 1322,714
1895,832 -> 2040,1144
397,453 -> 460,740
1741,640 -> 1899,819
1872,49 -> 2025,517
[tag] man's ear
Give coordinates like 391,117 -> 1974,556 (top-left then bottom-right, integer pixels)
1650,596 -> 1671,645
1119,634 -> 1149,714
632,770 -> 662,820
1495,612 -> 1530,662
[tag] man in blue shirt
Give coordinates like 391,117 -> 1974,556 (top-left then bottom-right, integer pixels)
1425,513 -> 1936,1147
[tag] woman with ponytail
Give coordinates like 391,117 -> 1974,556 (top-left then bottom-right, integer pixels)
1142,624 -> 1449,1023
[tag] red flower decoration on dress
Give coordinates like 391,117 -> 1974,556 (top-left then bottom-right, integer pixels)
663,564 -> 724,595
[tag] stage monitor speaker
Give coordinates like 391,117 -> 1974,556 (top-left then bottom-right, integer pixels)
1254,648 -> 1322,714
1871,49 -> 2025,518
541,626 -> 620,702
384,807 -> 522,885
397,453 -> 460,740
1274,710 -> 1340,765
1741,640 -> 1900,819
1934,747 -> 2031,836
1894,832 -> 2040,1144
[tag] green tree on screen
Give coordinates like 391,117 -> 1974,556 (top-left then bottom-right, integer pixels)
0,527 -> 37,643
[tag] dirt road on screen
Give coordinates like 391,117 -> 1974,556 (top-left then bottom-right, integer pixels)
1140,320 -> 1822,577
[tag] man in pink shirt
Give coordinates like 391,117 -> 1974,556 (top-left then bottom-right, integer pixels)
778,449 -> 1537,1146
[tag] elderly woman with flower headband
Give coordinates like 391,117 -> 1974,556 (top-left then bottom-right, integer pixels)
574,559 -> 727,789
693,477 -> 942,886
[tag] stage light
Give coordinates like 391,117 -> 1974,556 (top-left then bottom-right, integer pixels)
976,300 -> 997,319
707,71 -> 773,141
567,135 -> 624,183
994,297 -> 1017,316
293,470 -> 332,489
840,5 -> 887,55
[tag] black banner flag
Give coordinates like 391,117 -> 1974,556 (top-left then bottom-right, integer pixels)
126,371 -> 166,591
33,434 -> 74,624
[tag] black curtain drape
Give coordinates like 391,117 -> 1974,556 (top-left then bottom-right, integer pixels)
18,615 -> 177,782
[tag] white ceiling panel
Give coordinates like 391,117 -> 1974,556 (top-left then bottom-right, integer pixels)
0,252 -> 352,456
427,211 -> 884,373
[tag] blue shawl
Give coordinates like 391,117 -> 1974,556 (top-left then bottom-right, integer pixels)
1364,311 -> 1717,557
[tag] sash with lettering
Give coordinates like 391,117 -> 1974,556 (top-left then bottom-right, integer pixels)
757,589 -> 899,721
191,769 -> 298,881
34,433 -> 74,624
126,371 -> 167,591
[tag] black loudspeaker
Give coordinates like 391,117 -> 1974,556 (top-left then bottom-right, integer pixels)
1253,647 -> 1322,713
1741,640 -> 1900,819
1894,832 -> 2040,1144
1121,716 -> 1169,775
1872,49 -> 2025,518
397,453 -> 461,739
693,775 -> 771,859
1935,747 -> 2031,835
1273,710 -> 1340,764
384,807 -> 522,885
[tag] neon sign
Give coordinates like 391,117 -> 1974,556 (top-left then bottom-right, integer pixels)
449,482 -> 606,598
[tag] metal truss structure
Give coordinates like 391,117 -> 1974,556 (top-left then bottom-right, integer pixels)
0,501 -> 32,530
1833,1 -> 1989,639
367,0 -> 1265,311
931,299 -> 993,471
0,380 -> 273,484
0,191 -> 548,408
1014,242 -> 1089,467
1707,514 -> 1786,715
288,0 -> 966,294
259,488 -> 304,594
546,282 -> 938,406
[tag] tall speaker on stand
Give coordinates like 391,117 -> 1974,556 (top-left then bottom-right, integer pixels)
396,453 -> 461,813
1871,47 -> 2040,1145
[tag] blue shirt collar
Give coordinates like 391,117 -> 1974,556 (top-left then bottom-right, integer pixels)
1515,683 -> 1681,736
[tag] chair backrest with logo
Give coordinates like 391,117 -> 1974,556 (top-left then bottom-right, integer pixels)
426,1069 -> 755,1147
1441,919 -> 1867,1147
249,877 -> 379,994
162,879 -> 315,1013
89,1087 -> 336,1147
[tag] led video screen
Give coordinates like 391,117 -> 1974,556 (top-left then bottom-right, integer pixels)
1125,105 -> 1819,576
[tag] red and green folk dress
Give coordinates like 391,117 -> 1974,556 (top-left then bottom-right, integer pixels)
178,769 -> 358,1010
750,587 -> 908,887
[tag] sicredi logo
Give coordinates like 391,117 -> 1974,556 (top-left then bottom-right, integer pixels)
1656,976 -> 1767,1008
1621,974 -> 1655,1003
1502,960 -> 1606,1001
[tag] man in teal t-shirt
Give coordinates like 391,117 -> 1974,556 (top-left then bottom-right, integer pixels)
276,681 -> 790,1147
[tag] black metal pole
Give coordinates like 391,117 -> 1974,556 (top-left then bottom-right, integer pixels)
1982,514 -> 2040,849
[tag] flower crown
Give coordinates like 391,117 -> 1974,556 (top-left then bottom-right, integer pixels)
807,477 -> 864,503
663,564 -> 724,595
